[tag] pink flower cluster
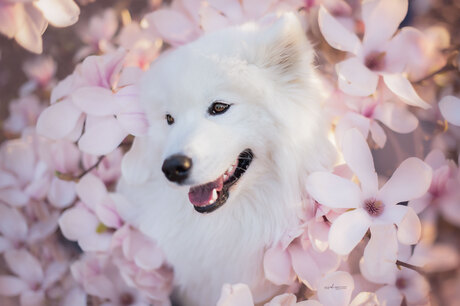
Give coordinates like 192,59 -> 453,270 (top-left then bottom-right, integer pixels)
1,0 -> 459,305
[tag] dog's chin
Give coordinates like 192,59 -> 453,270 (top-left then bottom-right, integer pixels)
188,149 -> 254,214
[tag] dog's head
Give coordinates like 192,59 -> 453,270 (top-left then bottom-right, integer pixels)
122,13 -> 333,214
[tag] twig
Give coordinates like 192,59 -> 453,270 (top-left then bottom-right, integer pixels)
396,260 -> 425,275
55,156 -> 105,182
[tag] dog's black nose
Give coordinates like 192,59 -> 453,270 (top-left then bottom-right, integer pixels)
162,154 -> 192,183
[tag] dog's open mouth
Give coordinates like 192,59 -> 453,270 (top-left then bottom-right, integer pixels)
188,149 -> 254,213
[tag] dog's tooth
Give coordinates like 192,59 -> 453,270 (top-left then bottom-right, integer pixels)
211,189 -> 218,202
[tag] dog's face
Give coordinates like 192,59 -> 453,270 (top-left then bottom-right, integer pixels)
136,13 -> 319,213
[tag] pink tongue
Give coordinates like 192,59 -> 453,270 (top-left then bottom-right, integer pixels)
188,177 -> 224,207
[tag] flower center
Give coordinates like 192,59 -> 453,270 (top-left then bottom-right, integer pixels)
396,277 -> 407,289
364,198 -> 384,217
364,51 -> 386,71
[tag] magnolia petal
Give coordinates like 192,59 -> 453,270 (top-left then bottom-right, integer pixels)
116,113 -> 149,136
265,293 -> 297,306
439,95 -> 460,126
408,193 -> 431,214
334,112 -> 370,149
306,172 -> 361,209
75,173 -> 107,209
27,213 -> 59,243
0,203 -> 28,240
78,116 -> 127,155
0,236 -> 12,253
71,87 -> 120,116
43,262 -> 68,289
349,292 -> 379,306
383,74 -> 430,109
58,206 -> 96,241
0,276 -> 28,296
317,271 -> 354,306
318,6 -> 361,54
375,285 -> 403,306
342,128 -> 378,198
440,195 -> 460,226
200,5 -> 231,33
47,177 -> 76,208
242,0 -> 277,18
397,207 -> 421,245
263,245 -> 295,285
0,4 -> 17,38
308,220 -> 330,253
362,0 -> 408,50
95,195 -> 122,229
36,99 -> 83,140
336,57 -> 379,97
20,290 -> 45,306
369,121 -> 387,148
34,0 -> 79,27
14,4 -> 47,54
0,188 -> 29,207
4,249 -> 44,283
399,270 -> 430,304
360,224 -> 398,284
378,157 -> 432,206
217,283 -> 254,306
329,209 -> 371,255
145,9 -> 197,46
374,103 -> 418,133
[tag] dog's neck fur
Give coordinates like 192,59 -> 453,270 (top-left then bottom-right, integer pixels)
117,13 -> 335,306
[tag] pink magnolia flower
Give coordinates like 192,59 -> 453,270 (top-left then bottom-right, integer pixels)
36,48 -> 148,155
318,0 -> 430,109
409,149 -> 460,227
71,253 -> 152,305
58,174 -> 123,252
3,95 -> 44,135
0,203 -> 58,253
75,8 -> 118,60
22,55 -> 56,88
111,224 -> 174,305
263,228 -> 340,290
333,86 -> 418,148
0,0 -> 80,53
82,148 -> 123,185
0,249 -> 68,305
439,95 -> 460,126
306,129 -> 432,255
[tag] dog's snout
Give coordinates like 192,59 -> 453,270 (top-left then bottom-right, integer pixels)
162,154 -> 192,183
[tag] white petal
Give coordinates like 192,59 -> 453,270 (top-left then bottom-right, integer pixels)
306,172 -> 361,209
378,157 -> 432,206
375,285 -> 403,306
439,95 -> 460,126
397,207 -> 421,245
329,209 -> 372,255
34,0 -> 79,27
317,271 -> 354,306
342,128 -> 378,198
4,249 -> 44,283
78,116 -> 127,155
369,121 -> 387,148
318,6 -> 361,54
374,103 -> 418,133
336,57 -> 379,97
383,74 -> 430,109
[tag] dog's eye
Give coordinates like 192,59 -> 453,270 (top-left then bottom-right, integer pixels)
209,102 -> 231,115
166,114 -> 174,125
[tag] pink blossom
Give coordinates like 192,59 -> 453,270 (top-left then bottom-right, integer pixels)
111,224 -> 174,305
3,95 -> 44,136
82,149 -> 123,185
22,55 -> 56,88
306,129 -> 432,255
71,253 -> 152,305
75,8 -> 118,60
0,0 -> 80,53
318,0 -> 430,109
58,174 -> 123,252
0,249 -> 68,304
439,95 -> 460,126
409,149 -> 460,227
36,49 -> 149,155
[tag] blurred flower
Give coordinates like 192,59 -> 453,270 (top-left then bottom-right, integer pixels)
0,0 -> 80,53
306,129 -> 432,255
22,55 -> 56,89
439,95 -> 460,126
75,8 -> 118,61
3,95 -> 44,136
318,0 -> 430,109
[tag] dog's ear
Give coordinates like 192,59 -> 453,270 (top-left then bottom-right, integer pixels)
250,12 -> 312,82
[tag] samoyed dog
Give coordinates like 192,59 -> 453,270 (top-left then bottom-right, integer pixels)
118,12 -> 335,306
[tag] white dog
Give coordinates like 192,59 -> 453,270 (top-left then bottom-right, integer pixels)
118,13 -> 335,306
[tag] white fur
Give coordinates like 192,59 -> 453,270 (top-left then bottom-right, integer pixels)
118,13 -> 335,306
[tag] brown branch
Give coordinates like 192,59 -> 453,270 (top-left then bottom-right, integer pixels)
396,260 -> 425,275
55,156 -> 105,182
